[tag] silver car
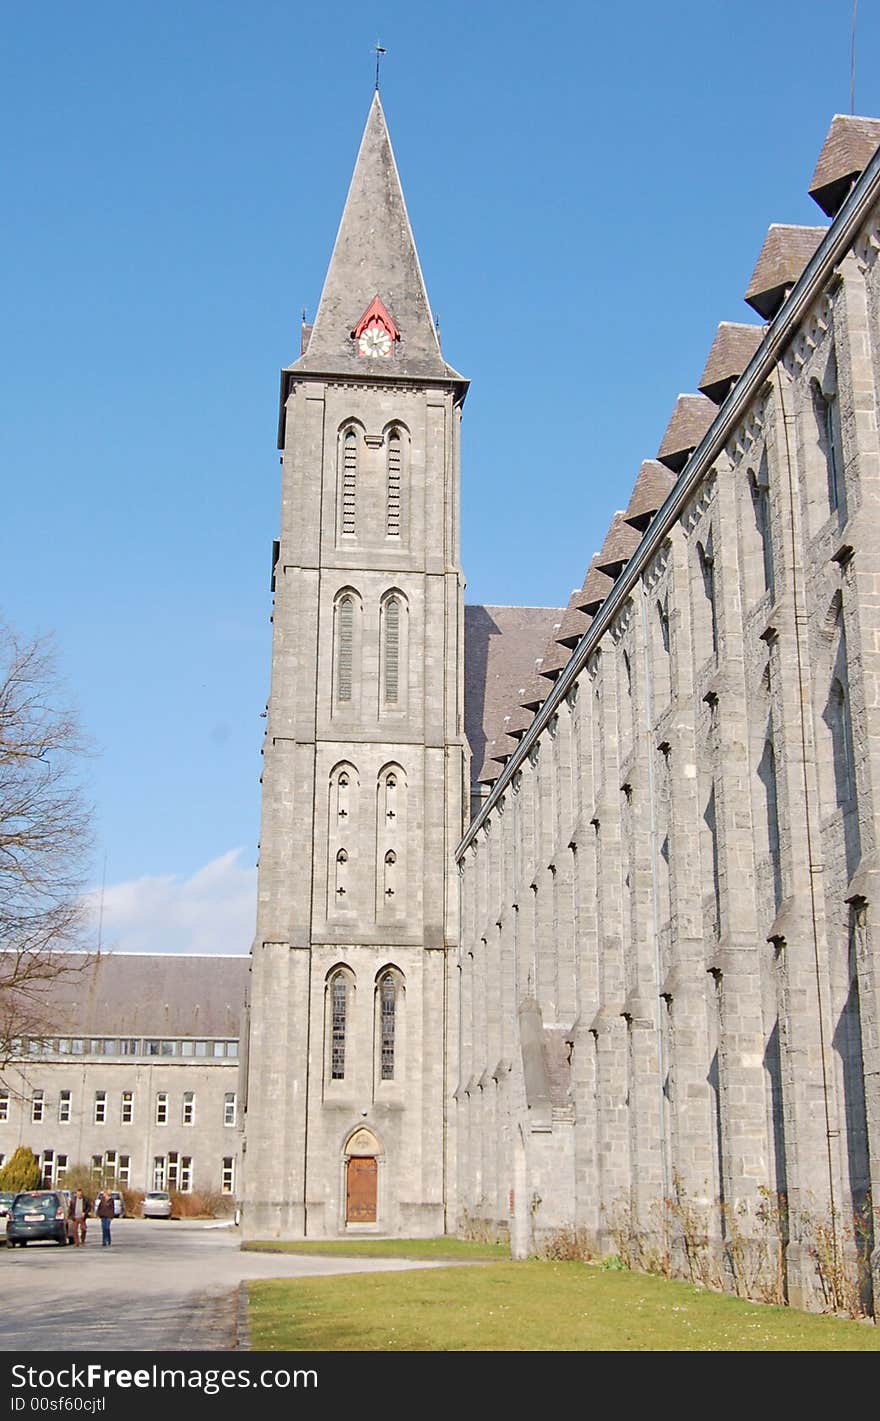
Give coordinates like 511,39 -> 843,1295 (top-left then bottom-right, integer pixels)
141,1190 -> 173,1219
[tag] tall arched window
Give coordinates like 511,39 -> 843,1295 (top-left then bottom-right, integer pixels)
336,595 -> 354,703
758,734 -> 782,912
704,785 -> 721,940
812,377 -> 843,515
341,429 -> 358,535
657,594 -> 670,654
329,971 -> 352,1081
697,535 -> 718,659
380,592 -> 407,714
379,972 -> 397,1080
384,597 -> 400,704
826,676 -> 854,808
386,430 -> 402,536
748,460 -> 774,596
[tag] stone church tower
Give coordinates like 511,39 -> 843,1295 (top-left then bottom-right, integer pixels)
242,95 -> 468,1237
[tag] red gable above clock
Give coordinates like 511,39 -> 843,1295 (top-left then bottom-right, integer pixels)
352,296 -> 400,357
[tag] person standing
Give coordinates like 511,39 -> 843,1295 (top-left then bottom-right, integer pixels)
68,1188 -> 90,1246
96,1189 -> 114,1247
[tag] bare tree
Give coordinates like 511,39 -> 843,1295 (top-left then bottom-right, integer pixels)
0,620 -> 95,1073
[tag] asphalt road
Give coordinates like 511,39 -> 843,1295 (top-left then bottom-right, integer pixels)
1,1219 -> 451,1351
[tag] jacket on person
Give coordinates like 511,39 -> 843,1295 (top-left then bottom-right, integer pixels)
68,1194 -> 91,1219
96,1194 -> 115,1219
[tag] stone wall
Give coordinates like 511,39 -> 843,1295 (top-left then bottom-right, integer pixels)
456,133 -> 880,1314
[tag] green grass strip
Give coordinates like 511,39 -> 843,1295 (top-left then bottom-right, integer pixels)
247,1259 -> 880,1351
242,1237 -> 506,1260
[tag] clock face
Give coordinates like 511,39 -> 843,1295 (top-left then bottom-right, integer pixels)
358,325 -> 392,358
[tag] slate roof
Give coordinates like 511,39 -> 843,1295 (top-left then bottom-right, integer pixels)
809,114 -> 880,217
579,556 -> 615,612
536,637 -> 572,677
656,394 -> 717,472
594,512 -> 642,575
623,460 -> 677,530
8,953 -> 250,1039
520,671 -> 555,711
744,225 -> 827,321
698,323 -> 765,405
464,605 -> 564,785
556,600 -> 592,647
290,94 -> 463,383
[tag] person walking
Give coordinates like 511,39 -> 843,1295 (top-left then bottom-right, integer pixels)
68,1188 -> 91,1246
96,1189 -> 114,1247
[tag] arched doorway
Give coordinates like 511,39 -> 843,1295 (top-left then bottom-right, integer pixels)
344,1127 -> 380,1225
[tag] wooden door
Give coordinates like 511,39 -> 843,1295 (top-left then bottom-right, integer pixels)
346,1156 -> 377,1223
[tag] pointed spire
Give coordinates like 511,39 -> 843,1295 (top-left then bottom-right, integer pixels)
293,95 -> 462,382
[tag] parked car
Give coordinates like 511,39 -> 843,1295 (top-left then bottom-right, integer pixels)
6,1190 -> 72,1246
0,1192 -> 16,1242
142,1190 -> 172,1219
58,1190 -> 75,1241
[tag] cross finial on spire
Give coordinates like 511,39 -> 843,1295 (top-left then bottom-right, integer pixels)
373,41 -> 386,92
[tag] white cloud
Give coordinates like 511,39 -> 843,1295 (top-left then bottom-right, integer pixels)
83,849 -> 256,955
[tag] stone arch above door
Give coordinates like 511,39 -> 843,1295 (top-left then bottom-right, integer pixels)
345,1126 -> 381,1158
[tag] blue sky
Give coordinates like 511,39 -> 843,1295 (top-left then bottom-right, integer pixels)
3,1 -> 878,952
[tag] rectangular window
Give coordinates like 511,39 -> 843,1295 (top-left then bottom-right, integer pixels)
121,1091 -> 133,1124
56,1154 -> 68,1183
40,1150 -> 54,1187
94,1090 -> 107,1124
31,1091 -> 44,1124
180,1157 -> 193,1193
167,1152 -> 180,1191
104,1150 -> 117,1181
180,1040 -> 194,1058
153,1156 -> 166,1191
118,1155 -> 130,1187
225,1041 -> 238,1059
224,1092 -> 237,1127
221,1157 -> 235,1195
119,1039 -> 139,1056
103,1040 -> 118,1056
194,1041 -> 208,1058
155,1092 -> 168,1125
59,1090 -> 71,1123
0,1091 -> 10,1123
182,1092 -> 195,1126
91,1155 -> 103,1182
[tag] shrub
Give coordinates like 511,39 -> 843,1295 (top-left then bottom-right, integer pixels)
0,1146 -> 42,1192
122,1188 -> 142,1219
537,1225 -> 596,1262
58,1164 -> 100,1199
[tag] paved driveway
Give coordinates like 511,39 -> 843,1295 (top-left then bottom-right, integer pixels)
1,1220 -> 451,1351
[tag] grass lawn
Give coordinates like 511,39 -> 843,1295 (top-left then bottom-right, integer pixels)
242,1237 -> 506,1261
247,1259 -> 880,1351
